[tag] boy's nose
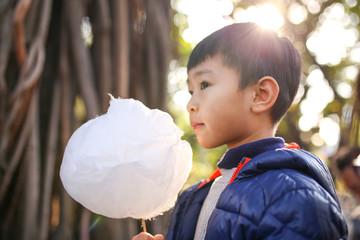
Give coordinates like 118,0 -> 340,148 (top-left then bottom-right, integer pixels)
186,97 -> 198,113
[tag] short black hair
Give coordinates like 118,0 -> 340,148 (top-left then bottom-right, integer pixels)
334,146 -> 360,171
187,22 -> 302,123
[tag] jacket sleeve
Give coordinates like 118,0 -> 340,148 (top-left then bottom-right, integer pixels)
256,187 -> 348,240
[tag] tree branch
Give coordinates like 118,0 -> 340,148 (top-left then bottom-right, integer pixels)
0,86 -> 36,204
112,0 -> 129,98
65,0 -> 99,118
13,0 -> 32,67
40,79 -> 61,240
91,0 -> 112,112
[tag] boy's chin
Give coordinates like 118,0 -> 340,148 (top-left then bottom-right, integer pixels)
198,140 -> 223,149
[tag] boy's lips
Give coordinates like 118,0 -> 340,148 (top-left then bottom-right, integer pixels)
190,121 -> 204,130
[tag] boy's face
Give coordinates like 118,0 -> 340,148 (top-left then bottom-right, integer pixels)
187,55 -> 256,149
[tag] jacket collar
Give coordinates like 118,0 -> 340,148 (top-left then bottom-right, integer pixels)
217,137 -> 285,169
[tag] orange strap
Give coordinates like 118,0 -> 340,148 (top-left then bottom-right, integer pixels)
197,168 -> 222,189
227,157 -> 252,185
284,142 -> 300,149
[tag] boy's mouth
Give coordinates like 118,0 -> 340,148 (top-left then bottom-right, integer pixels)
190,121 -> 204,130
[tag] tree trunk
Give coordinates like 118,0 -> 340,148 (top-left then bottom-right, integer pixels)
0,0 -> 173,239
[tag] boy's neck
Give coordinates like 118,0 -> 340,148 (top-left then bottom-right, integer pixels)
227,124 -> 277,149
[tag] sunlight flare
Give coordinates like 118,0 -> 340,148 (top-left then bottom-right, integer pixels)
234,4 -> 284,31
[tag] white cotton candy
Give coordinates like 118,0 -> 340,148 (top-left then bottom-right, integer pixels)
60,97 -> 193,219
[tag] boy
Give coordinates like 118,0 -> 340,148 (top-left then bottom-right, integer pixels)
133,23 -> 348,239
333,146 -> 360,240
335,146 -> 360,200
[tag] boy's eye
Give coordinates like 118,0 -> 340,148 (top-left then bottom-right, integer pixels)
200,81 -> 210,90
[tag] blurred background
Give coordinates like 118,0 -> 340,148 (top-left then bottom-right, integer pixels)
1,0 -> 360,239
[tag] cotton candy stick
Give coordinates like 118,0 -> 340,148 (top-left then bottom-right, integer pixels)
142,219 -> 147,232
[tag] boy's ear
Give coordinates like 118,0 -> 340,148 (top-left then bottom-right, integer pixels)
251,76 -> 279,113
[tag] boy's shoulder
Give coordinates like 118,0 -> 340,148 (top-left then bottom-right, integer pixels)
240,146 -> 333,189
210,150 -> 347,239
217,147 -> 340,216
209,166 -> 347,239
219,165 -> 335,211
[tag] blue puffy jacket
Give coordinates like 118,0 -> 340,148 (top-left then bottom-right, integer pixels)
166,139 -> 348,240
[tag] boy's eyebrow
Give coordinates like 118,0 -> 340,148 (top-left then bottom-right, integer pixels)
193,69 -> 213,76
187,69 -> 213,83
